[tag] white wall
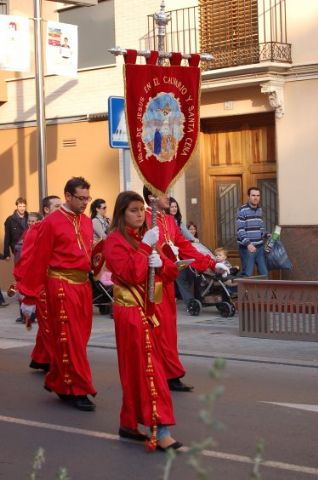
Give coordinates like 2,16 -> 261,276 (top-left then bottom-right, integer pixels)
276,79 -> 318,225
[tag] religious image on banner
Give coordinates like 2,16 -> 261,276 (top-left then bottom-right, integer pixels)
46,21 -> 78,78
0,15 -> 30,72
124,52 -> 201,194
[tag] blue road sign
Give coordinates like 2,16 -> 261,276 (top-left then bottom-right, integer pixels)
108,96 -> 129,149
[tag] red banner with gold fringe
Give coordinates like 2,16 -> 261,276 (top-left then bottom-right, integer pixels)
124,51 -> 201,194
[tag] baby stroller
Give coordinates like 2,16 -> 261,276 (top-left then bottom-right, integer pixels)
186,242 -> 237,318
90,240 -> 113,316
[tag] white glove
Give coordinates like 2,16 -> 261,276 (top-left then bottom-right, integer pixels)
148,252 -> 163,268
215,262 -> 230,275
21,303 -> 36,317
169,243 -> 179,258
142,226 -> 159,247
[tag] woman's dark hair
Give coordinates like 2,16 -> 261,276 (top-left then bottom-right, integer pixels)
166,196 -> 182,226
187,221 -> 198,238
64,176 -> 90,195
110,191 -> 147,248
90,198 -> 106,219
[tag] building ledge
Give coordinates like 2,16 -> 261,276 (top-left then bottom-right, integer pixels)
201,61 -> 318,92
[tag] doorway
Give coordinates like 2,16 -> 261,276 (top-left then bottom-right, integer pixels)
200,112 -> 277,268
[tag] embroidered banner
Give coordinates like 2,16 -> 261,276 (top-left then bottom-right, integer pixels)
124,52 -> 201,194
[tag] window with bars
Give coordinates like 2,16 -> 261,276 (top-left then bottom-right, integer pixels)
0,0 -> 9,15
199,0 -> 259,69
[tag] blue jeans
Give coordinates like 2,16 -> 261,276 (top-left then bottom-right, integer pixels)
175,267 -> 195,304
239,245 -> 268,277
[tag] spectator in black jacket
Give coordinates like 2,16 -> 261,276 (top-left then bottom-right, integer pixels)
3,197 -> 28,262
0,254 -> 9,307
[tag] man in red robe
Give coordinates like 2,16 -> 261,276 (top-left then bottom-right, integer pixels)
14,195 -> 62,372
17,177 -> 96,411
143,186 -> 228,392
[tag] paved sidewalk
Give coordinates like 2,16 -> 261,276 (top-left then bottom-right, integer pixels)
1,295 -> 318,368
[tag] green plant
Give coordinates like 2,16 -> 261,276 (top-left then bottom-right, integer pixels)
162,358 -> 265,480
29,448 -> 70,480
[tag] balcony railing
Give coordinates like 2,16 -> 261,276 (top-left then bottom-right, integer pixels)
237,278 -> 318,341
145,1 -> 292,70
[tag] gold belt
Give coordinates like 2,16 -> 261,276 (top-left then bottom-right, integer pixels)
113,283 -> 162,307
48,267 -> 88,284
113,283 -> 162,327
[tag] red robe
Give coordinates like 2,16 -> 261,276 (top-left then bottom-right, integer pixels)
17,207 -> 96,396
14,223 -> 51,365
104,229 -> 178,429
146,209 -> 216,380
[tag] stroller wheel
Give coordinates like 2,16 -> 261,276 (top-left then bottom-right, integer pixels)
216,301 -> 233,318
187,298 -> 202,316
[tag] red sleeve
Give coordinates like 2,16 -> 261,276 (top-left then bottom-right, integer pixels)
169,217 -> 216,271
14,224 -> 40,282
104,232 -> 152,285
16,218 -> 54,299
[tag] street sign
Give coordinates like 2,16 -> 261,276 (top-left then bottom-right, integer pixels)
108,96 -> 129,149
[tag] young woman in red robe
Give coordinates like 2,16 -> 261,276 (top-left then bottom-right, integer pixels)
104,191 -> 182,452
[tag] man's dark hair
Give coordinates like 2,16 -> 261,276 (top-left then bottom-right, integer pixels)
28,211 -> 43,222
64,177 -> 90,195
15,197 -> 27,206
143,185 -> 153,206
247,186 -> 261,196
41,195 -> 61,215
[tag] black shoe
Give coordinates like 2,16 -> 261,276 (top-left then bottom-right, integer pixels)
57,393 -> 75,402
73,395 -> 96,411
118,427 -> 149,442
29,360 -> 50,372
168,378 -> 194,392
157,441 -> 183,452
15,316 -> 25,323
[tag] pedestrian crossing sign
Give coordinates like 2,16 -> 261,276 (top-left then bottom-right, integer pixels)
108,96 -> 129,149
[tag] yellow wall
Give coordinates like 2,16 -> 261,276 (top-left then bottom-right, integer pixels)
0,120 -> 120,285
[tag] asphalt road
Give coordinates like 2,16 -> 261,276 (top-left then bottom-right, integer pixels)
1,343 -> 317,480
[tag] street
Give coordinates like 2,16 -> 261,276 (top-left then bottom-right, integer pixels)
1,304 -> 318,479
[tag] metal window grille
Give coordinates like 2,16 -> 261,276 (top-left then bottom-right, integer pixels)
147,1 -> 291,69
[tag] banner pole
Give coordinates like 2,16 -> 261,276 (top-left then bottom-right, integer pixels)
33,0 -> 48,209
147,1 -> 170,302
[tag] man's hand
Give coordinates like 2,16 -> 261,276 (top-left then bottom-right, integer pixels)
247,244 -> 256,253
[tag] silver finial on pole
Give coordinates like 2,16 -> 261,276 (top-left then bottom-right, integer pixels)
154,1 -> 170,65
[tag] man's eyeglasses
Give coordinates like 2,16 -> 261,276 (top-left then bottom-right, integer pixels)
71,194 -> 92,202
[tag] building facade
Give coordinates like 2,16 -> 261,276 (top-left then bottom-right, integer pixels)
0,0 -> 317,283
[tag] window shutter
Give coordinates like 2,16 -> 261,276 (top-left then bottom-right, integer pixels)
199,0 -> 259,69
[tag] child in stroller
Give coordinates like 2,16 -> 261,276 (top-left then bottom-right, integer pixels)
186,244 -> 238,318
90,240 -> 113,316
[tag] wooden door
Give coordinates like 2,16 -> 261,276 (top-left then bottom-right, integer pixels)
200,113 -> 277,269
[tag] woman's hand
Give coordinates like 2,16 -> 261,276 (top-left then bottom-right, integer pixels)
148,252 -> 163,268
142,226 -> 159,247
